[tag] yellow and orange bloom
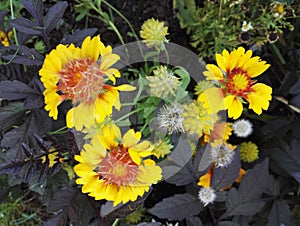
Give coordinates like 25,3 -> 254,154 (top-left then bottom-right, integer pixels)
74,123 -> 162,206
198,47 -> 272,119
39,35 -> 135,130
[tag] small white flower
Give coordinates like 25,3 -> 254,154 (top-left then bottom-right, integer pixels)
210,144 -> 235,167
241,21 -> 253,32
156,103 -> 185,134
198,187 -> 216,206
232,119 -> 253,138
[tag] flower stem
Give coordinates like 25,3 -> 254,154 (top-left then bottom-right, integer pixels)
112,218 -> 119,226
10,0 -> 18,46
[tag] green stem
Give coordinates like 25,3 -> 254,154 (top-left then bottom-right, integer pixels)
112,218 -> 119,226
114,108 -> 140,123
270,43 -> 286,65
102,0 -> 139,42
10,0 -> 18,46
49,126 -> 68,135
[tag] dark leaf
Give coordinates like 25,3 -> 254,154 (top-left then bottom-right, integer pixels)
22,143 -> 33,158
225,188 -> 265,216
268,199 -> 291,226
168,137 -> 193,167
22,0 -> 43,25
45,2 -> 68,34
1,109 -> 52,161
148,193 -> 202,221
264,175 -> 280,197
0,102 -> 26,133
222,159 -> 269,218
0,80 -> 40,101
163,162 -> 195,186
239,158 -> 269,202
61,28 -> 98,45
218,221 -> 240,226
9,18 -> 42,35
100,190 -> 150,218
290,78 -> 300,95
44,212 -> 68,226
211,151 -> 241,190
267,139 -> 300,182
186,216 -> 203,226
0,160 -> 27,174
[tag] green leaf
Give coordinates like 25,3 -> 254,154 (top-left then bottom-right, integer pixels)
148,193 -> 202,221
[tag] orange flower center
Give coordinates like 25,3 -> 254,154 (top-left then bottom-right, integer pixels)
57,58 -> 107,102
224,68 -> 253,97
97,144 -> 139,186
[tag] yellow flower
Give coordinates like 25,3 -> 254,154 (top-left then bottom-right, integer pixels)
0,30 -> 11,47
74,123 -> 162,206
140,18 -> 168,49
199,47 -> 272,119
182,99 -> 217,137
39,35 -> 135,130
239,141 -> 259,163
197,168 -> 213,188
146,66 -> 180,98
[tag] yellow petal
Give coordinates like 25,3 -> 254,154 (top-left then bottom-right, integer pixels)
203,64 -> 224,80
123,129 -> 141,148
224,95 -> 243,119
198,87 -> 225,114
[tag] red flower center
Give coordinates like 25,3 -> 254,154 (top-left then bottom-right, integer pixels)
97,144 -> 139,186
223,68 -> 253,98
57,58 -> 107,102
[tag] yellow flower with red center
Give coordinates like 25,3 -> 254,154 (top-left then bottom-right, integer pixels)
39,35 -> 135,130
74,123 -> 162,206
198,47 -> 272,119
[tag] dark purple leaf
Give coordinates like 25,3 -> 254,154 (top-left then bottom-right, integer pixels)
100,190 -> 150,218
268,199 -> 291,226
163,163 -> 195,186
61,28 -> 98,45
44,212 -> 68,226
148,193 -> 202,221
0,161 -> 26,174
10,18 -> 42,35
22,0 -> 43,26
221,159 -> 269,218
0,102 -> 26,133
47,186 -> 78,213
211,151 -> 241,190
0,80 -> 39,100
218,222 -> 240,226
186,216 -> 203,226
1,109 -> 52,161
22,143 -> 33,158
1,54 -> 44,66
268,139 -> 300,179
45,2 -> 68,34
239,158 -> 269,202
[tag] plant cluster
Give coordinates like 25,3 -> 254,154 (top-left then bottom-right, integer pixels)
0,0 -> 299,226
174,0 -> 298,59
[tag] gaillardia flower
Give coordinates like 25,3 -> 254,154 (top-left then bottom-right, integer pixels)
140,18 -> 169,49
39,35 -> 135,130
74,123 -> 162,206
199,47 -> 272,119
